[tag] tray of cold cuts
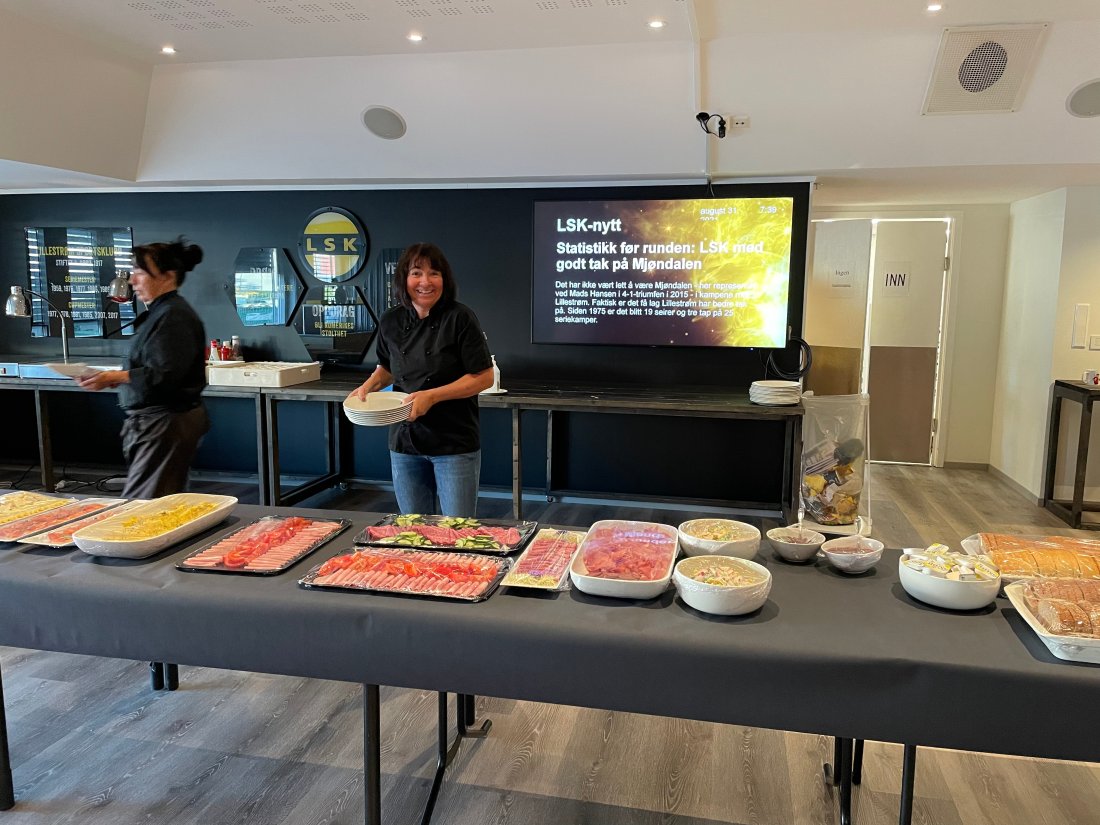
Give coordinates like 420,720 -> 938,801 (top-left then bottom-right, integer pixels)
570,520 -> 680,600
500,528 -> 586,590
0,497 -> 123,543
0,491 -> 75,528
177,516 -> 350,574
20,500 -> 146,548
353,514 -> 537,554
300,546 -> 511,601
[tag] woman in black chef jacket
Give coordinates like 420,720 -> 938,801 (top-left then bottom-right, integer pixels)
350,243 -> 493,516
78,238 -> 209,499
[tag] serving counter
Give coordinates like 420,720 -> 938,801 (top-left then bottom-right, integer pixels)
2,503 -> 1099,823
261,378 -> 803,520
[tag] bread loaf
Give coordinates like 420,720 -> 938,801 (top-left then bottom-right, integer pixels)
1036,599 -> 1094,636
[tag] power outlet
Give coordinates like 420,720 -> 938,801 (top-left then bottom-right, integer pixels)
1091,334 -> 1100,351
730,115 -> 751,129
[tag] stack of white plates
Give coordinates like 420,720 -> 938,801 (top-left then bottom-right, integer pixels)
750,380 -> 801,406
343,391 -> 412,426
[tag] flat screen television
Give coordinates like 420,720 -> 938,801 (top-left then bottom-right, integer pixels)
531,184 -> 810,348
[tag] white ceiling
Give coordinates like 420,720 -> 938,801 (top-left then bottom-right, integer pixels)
0,0 -> 1098,204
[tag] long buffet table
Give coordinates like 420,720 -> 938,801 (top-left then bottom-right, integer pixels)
2,503 -> 1100,823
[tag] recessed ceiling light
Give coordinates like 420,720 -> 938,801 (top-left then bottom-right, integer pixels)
926,3 -> 943,11
161,46 -> 176,55
407,32 -> 423,42
648,19 -> 666,29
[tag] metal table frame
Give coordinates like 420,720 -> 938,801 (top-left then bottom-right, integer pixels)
477,385 -> 803,522
1042,379 -> 1100,530
0,377 -> 269,505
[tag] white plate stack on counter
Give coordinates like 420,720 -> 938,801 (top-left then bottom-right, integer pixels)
343,391 -> 413,426
749,380 -> 802,406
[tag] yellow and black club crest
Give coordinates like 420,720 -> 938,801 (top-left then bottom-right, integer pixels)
298,207 -> 369,283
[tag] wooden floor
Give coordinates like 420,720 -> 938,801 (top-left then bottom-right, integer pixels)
3,465 -> 1100,824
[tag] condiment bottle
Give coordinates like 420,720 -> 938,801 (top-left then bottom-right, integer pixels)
209,339 -> 221,361
220,342 -> 232,361
230,335 -> 242,360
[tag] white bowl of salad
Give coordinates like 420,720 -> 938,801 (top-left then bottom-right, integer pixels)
673,555 -> 772,616
677,519 -> 760,559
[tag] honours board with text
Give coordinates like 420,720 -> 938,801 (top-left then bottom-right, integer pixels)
531,197 -> 796,348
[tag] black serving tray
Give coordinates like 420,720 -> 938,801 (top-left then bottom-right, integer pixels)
177,516 -> 351,576
352,514 -> 537,555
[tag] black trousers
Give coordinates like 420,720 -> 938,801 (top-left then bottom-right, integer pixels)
120,405 -> 210,499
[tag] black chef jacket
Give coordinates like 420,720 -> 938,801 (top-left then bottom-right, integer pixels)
119,291 -> 207,412
375,301 -> 492,455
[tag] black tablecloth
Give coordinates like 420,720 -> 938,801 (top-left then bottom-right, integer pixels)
2,504 -> 1099,762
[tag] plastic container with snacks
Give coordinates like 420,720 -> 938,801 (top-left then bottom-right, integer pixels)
799,394 -> 870,531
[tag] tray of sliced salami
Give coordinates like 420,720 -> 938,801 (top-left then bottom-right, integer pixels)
353,513 -> 537,554
177,516 -> 350,575
300,546 -> 511,601
501,528 -> 586,590
11,498 -> 132,546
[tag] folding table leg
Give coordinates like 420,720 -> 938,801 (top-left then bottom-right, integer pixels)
1,664 -> 14,810
852,739 -> 864,785
149,661 -> 165,691
899,744 -> 917,825
165,663 -> 179,691
838,737 -> 853,825
421,693 -> 493,825
364,685 -> 381,825
823,737 -> 854,825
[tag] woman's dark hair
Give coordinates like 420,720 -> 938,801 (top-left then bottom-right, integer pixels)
132,237 -> 204,286
392,243 -> 456,310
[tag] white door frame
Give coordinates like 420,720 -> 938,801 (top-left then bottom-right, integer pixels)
810,209 -> 961,467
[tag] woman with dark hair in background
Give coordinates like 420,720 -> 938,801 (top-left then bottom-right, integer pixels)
349,243 -> 493,516
78,237 -> 209,499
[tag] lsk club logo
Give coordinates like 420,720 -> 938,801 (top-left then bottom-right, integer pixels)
298,207 -> 369,283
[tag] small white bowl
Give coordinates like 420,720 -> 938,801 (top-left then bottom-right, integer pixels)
677,519 -> 760,559
766,526 -> 826,563
898,558 -> 1000,611
820,537 -> 884,574
673,556 -> 772,616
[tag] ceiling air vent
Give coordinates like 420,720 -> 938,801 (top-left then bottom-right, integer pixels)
922,23 -> 1048,115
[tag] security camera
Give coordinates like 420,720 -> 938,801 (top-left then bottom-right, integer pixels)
696,112 -> 727,138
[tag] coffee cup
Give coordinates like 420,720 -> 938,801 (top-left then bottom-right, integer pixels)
1085,370 -> 1099,385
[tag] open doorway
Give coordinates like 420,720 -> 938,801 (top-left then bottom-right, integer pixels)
806,217 -> 954,466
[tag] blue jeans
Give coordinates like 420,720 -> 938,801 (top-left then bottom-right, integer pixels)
389,450 -> 481,517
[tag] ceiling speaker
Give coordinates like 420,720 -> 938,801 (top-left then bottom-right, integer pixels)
922,24 -> 1048,115
1067,79 -> 1100,118
362,106 -> 407,139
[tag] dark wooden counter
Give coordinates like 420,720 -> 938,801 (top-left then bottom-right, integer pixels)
1043,379 -> 1100,529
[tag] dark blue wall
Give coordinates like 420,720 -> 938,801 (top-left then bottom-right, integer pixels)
0,185 -> 808,499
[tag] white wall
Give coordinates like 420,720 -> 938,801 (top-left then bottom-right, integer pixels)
1050,186 -> 1100,499
940,205 -> 1009,466
0,10 -> 150,181
705,23 -> 1100,175
989,190 -> 1066,495
138,43 -> 698,183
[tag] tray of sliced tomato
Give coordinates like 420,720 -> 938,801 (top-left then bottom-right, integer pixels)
299,546 -> 512,601
177,516 -> 351,575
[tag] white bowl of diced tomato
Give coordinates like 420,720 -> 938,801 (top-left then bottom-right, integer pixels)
569,520 -> 679,600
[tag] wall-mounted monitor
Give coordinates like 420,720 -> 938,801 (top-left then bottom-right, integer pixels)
531,184 -> 809,348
